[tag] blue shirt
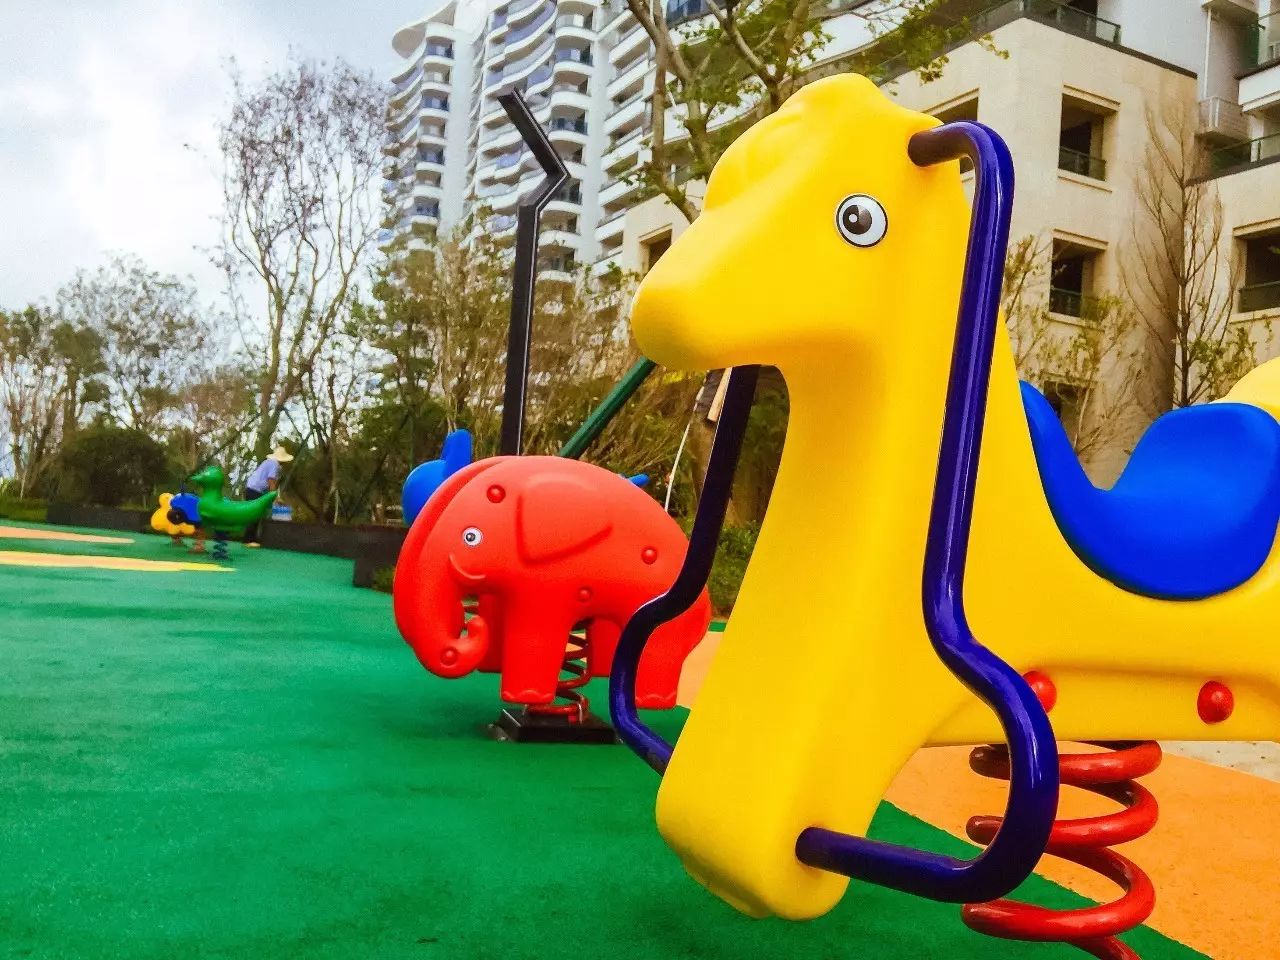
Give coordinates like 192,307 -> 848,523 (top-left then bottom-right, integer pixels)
247,458 -> 281,492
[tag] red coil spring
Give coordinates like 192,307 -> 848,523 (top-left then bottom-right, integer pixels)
525,637 -> 591,723
963,740 -> 1162,960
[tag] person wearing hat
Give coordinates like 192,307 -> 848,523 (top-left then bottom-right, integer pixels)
242,445 -> 293,547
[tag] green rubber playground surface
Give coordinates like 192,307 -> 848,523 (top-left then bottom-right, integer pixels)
0,522 -> 1207,959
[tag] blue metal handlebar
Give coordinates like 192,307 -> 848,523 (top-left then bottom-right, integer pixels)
611,120 -> 1059,906
610,365 -> 760,772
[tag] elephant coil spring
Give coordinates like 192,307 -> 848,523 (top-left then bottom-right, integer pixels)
526,633 -> 592,723
962,739 -> 1161,960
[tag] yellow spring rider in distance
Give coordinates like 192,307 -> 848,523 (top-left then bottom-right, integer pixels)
608,75 -> 1280,924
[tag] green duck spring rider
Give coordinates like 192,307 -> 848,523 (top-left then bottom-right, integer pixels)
175,465 -> 277,562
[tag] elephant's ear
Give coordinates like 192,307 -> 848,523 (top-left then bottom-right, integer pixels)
516,473 -> 615,565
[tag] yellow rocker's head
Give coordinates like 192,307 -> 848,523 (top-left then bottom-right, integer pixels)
631,75 -> 972,377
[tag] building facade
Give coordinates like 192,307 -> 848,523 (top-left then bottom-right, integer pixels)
384,0 -> 1280,476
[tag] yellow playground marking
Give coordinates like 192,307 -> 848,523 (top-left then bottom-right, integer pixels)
0,550 -> 228,573
0,524 -> 134,545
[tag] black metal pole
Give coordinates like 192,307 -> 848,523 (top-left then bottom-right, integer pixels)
497,90 -> 569,457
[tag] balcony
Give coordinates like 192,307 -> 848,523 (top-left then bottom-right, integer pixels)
596,208 -> 626,244
553,184 -> 583,205
557,13 -> 595,36
424,42 -> 454,60
1243,12 -> 1279,70
666,0 -> 707,26
1032,0 -> 1119,43
1240,13 -> 1280,115
505,3 -> 556,51
1198,97 -> 1250,144
551,116 -> 589,134
1239,280 -> 1280,313
554,48 -> 594,71
1208,131 -> 1280,175
610,21 -> 650,64
1049,287 -> 1098,319
1058,145 -> 1106,181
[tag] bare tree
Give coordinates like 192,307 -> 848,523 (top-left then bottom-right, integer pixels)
56,254 -> 212,435
217,56 -> 385,460
1004,235 -> 1148,469
1127,102 -> 1260,409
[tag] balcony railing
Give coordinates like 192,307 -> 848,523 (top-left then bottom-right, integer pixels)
1024,0 -> 1120,44
1058,145 -> 1106,180
1209,132 -> 1280,174
555,48 -> 593,66
557,14 -> 594,31
496,149 -> 525,169
1239,280 -> 1280,313
1243,12 -> 1279,69
506,3 -> 556,45
421,96 -> 450,111
550,117 -> 588,134
417,149 -> 445,165
554,184 -> 583,204
850,0 -> 1123,85
666,0 -> 708,26
425,42 -> 454,59
1049,287 -> 1098,319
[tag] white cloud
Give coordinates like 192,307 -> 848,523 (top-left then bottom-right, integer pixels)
0,0 -> 423,309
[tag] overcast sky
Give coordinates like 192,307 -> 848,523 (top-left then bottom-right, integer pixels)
0,0 -> 431,309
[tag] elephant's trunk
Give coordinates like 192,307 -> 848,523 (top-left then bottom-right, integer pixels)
393,556 -> 490,678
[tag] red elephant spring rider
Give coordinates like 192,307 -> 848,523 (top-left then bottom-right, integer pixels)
393,455 -> 711,740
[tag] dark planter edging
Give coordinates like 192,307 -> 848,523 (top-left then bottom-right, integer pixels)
46,503 -> 152,533
45,504 -> 407,587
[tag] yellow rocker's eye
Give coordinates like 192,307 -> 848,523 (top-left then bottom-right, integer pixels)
835,195 -> 888,248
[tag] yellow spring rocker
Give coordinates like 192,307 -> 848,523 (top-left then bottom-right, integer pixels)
607,75 -> 1280,957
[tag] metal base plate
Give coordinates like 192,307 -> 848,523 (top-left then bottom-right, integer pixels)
487,706 -> 617,745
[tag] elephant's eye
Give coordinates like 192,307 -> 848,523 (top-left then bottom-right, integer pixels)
835,194 -> 888,247
461,526 -> 483,547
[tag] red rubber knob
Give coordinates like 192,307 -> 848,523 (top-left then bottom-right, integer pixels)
1197,681 -> 1233,724
1023,670 -> 1057,712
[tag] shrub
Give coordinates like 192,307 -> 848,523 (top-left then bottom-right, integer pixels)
371,565 -> 396,594
55,424 -> 168,507
706,522 -> 760,615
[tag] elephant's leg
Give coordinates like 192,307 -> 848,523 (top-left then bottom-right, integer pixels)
585,618 -> 621,678
498,600 -> 577,706
636,594 -> 712,709
473,594 -> 505,674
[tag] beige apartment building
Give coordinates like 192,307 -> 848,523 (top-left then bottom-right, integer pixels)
612,0 -> 1280,480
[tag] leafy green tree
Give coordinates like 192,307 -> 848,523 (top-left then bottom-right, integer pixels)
55,421 -> 168,507
0,305 -> 104,497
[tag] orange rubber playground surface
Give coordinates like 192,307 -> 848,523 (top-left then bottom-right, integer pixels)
680,635 -> 1280,960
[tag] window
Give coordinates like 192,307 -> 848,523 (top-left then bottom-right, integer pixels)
1050,240 -> 1101,320
1239,232 -> 1280,313
1043,380 -> 1085,442
1058,95 -> 1111,181
932,95 -> 979,173
644,232 -> 672,275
